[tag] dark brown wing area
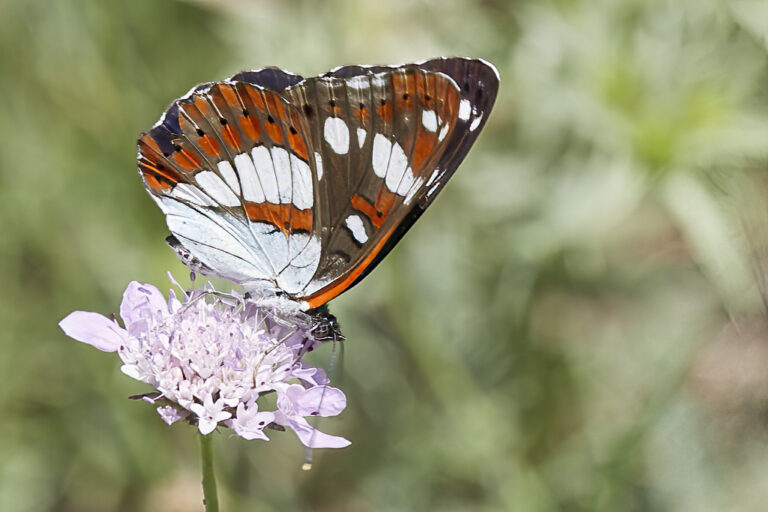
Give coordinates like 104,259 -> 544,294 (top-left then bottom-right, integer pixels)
279,62 -> 493,307
290,58 -> 499,306
350,58 -> 499,289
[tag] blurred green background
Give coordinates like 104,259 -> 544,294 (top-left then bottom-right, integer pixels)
4,0 -> 768,510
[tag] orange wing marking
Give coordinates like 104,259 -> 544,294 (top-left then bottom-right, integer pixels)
244,203 -> 313,233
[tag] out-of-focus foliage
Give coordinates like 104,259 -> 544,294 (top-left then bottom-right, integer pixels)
3,0 -> 768,510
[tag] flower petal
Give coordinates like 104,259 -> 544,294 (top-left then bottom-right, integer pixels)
275,413 -> 350,448
157,405 -> 190,425
299,386 -> 346,417
59,311 -> 128,352
280,385 -> 346,417
120,281 -> 168,335
198,418 -> 218,435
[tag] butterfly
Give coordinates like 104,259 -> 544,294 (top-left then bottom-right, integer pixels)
137,57 -> 499,312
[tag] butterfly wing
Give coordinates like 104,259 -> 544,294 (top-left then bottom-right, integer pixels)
136,58 -> 498,308
279,59 -> 498,308
278,59 -> 498,307
137,77 -> 326,296
319,58 -> 499,291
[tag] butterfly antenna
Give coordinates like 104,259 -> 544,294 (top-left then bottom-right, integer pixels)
302,330 -> 344,470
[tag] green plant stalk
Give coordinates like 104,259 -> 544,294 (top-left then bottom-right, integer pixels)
200,433 -> 220,512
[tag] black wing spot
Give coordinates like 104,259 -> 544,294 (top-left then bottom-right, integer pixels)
289,126 -> 298,135
402,93 -> 410,100
424,94 -> 431,102
267,115 -> 275,124
463,81 -> 470,92
329,99 -> 337,108
196,128 -> 205,136
219,118 -> 228,125
359,102 -> 365,110
242,109 -> 250,117
303,104 -> 313,116
380,98 -> 386,105
172,144 -> 182,152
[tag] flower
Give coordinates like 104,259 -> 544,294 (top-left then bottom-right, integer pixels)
59,277 -> 350,448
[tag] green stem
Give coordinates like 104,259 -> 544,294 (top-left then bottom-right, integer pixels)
199,433 -> 220,512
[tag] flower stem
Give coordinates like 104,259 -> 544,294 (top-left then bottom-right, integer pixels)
199,433 -> 220,512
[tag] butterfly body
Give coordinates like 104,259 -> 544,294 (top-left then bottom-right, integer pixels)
137,57 -> 499,310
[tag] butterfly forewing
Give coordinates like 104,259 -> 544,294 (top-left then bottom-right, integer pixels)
320,58 -> 499,289
136,58 -> 499,309
277,68 -> 463,307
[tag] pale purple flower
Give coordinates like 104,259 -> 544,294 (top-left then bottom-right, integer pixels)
59,277 -> 350,448
190,395 -> 232,435
228,403 -> 275,441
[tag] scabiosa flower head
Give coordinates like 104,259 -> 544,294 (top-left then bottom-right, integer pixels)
59,277 -> 350,448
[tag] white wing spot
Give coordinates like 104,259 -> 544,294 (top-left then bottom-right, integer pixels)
290,154 -> 313,209
171,183 -> 217,206
439,123 -> 450,141
458,100 -> 471,121
345,215 -> 368,244
469,114 -> 483,131
251,146 -> 279,203
384,142 -> 409,194
404,177 -> 424,205
422,110 -> 438,132
395,167 -> 415,196
314,152 -> 323,181
324,117 -> 350,154
217,161 -> 241,195
372,133 -> 392,178
271,147 -> 292,203
235,153 -> 264,203
357,128 -> 367,148
195,171 -> 240,206
426,168 -> 440,187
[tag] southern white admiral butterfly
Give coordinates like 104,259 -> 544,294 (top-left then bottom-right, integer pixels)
137,57 -> 499,312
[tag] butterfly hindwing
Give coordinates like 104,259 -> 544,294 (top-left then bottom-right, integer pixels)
137,81 -> 324,294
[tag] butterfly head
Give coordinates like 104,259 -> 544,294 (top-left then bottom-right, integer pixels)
309,305 -> 345,343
